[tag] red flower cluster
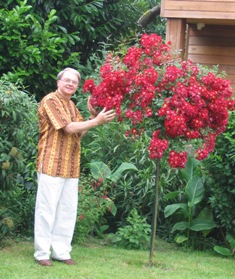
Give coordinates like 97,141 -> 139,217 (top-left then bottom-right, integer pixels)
83,34 -> 235,168
148,130 -> 168,159
168,151 -> 188,168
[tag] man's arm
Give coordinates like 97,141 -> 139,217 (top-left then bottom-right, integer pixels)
63,108 -> 116,134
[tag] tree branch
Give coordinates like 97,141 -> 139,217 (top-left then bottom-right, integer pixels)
138,5 -> 161,28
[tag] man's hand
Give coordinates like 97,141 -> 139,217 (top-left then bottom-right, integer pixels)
87,96 -> 98,118
95,108 -> 116,125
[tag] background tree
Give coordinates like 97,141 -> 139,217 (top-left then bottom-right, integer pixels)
0,0 -> 162,100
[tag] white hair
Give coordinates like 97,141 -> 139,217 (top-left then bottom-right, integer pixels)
57,67 -> 81,82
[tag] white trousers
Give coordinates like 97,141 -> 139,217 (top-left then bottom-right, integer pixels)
34,173 -> 79,260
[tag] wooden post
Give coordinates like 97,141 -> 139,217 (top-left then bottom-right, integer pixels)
149,158 -> 160,267
165,18 -> 187,59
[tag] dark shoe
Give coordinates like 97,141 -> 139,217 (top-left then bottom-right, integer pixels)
53,258 -> 77,265
36,259 -> 53,266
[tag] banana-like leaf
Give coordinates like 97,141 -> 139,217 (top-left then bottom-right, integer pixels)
175,235 -> 188,244
197,207 -> 215,236
214,246 -> 232,256
164,190 -> 181,200
89,161 -> 111,179
89,161 -> 137,183
108,200 -> 117,216
110,162 -> 138,183
164,203 -> 188,218
227,234 -> 235,249
179,156 -> 199,182
190,217 -> 216,231
185,176 -> 205,207
171,221 -> 188,233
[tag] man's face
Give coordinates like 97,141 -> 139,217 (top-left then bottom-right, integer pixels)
57,71 -> 79,98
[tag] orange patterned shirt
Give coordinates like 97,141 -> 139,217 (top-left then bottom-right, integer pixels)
36,91 -> 84,178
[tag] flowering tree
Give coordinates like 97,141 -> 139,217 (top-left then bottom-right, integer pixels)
83,33 -> 235,265
83,33 -> 235,167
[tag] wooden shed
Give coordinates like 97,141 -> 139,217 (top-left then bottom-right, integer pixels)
160,0 -> 235,93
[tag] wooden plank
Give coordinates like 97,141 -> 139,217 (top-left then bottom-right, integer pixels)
165,0 -> 235,3
188,46 -> 235,56
165,1 -> 235,12
162,10 -> 235,20
170,0 -> 235,2
219,65 -> 235,75
187,54 -> 235,65
188,26 -> 235,38
166,19 -> 187,59
187,19 -> 235,26
188,37 -> 235,47
161,0 -> 235,21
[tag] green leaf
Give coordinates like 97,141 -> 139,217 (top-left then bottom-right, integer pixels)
171,221 -> 188,233
89,161 -> 111,179
175,235 -> 188,244
164,203 -> 188,218
180,156 -> 199,182
190,217 -> 216,231
214,246 -> 232,256
164,190 -> 181,200
226,234 -> 235,249
110,162 -> 137,183
185,176 -> 205,207
197,207 -> 216,235
109,201 -> 117,216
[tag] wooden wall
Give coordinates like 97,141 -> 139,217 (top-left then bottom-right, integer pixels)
161,0 -> 235,93
161,0 -> 235,21
186,24 -> 235,91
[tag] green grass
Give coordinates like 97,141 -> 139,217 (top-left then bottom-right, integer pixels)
0,238 -> 234,279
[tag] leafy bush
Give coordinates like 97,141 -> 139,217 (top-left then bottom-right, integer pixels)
0,78 -> 38,191
109,208 -> 151,250
73,174 -> 116,243
0,187 -> 36,239
164,157 -> 216,249
205,111 -> 235,236
0,78 -> 38,239
0,205 -> 14,243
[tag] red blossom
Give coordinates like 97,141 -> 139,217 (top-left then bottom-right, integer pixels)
82,79 -> 95,93
148,130 -> 169,159
83,33 -> 235,168
168,150 -> 188,168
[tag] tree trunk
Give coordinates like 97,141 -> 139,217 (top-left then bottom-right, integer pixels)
149,158 -> 160,267
138,5 -> 161,28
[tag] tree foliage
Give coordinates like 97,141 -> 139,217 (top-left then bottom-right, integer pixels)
0,0 -> 162,99
204,111 -> 235,236
0,78 -> 38,191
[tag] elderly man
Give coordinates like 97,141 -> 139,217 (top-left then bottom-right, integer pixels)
34,68 -> 116,266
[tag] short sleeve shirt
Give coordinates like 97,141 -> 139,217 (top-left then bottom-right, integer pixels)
36,91 -> 84,178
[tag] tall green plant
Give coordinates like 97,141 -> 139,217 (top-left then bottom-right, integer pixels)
0,79 -> 38,190
164,158 -> 216,248
74,161 -> 138,243
204,111 -> 235,236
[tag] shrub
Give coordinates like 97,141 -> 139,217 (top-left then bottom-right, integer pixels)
73,174 -> 116,243
205,111 -> 235,236
0,78 -> 38,191
109,208 -> 151,250
0,78 -> 38,239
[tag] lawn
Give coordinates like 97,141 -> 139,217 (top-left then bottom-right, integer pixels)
0,238 -> 234,279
